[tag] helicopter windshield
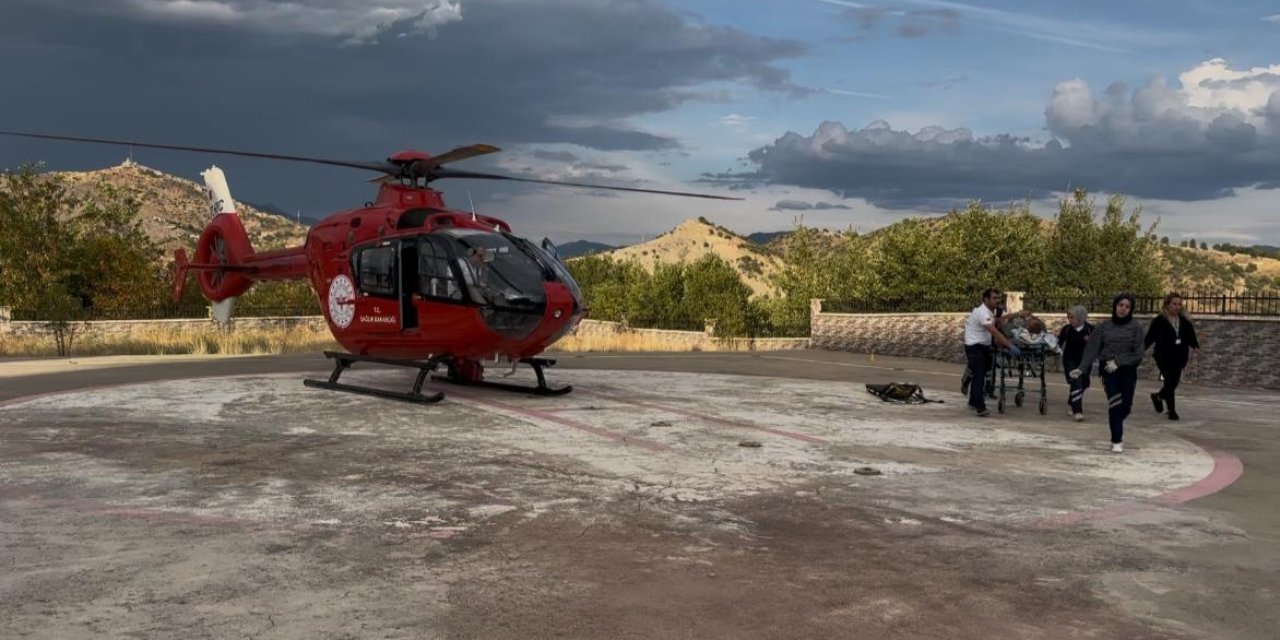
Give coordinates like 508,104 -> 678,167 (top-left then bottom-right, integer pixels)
442,229 -> 548,311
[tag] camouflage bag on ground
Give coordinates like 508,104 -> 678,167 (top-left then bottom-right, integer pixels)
865,382 -> 942,404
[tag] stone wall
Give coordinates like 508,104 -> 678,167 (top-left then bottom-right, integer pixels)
809,300 -> 1280,390
0,313 -> 328,339
0,310 -> 809,354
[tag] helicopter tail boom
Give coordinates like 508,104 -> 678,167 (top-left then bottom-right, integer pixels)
172,166 -> 308,304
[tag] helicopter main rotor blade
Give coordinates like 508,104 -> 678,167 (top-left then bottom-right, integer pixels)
421,144 -> 501,169
0,130 -> 395,174
430,168 -> 744,201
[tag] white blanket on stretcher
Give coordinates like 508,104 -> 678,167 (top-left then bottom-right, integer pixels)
1011,327 -> 1060,353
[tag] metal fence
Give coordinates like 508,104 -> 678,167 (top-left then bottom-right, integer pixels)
1024,293 -> 1280,317
821,296 -> 985,314
820,293 -> 1280,317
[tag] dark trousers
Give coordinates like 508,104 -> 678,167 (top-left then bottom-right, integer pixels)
1156,361 -> 1183,414
1063,363 -> 1090,414
1102,366 -> 1138,444
965,344 -> 992,411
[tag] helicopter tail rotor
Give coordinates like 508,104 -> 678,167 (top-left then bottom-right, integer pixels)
170,166 -> 257,310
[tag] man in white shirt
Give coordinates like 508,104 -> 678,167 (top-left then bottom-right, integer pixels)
964,288 -> 1021,416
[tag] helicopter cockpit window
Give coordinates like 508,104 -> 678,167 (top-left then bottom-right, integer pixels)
418,236 -> 463,301
442,229 -> 547,312
355,245 -> 397,297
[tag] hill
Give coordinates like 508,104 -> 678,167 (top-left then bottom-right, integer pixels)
557,240 -> 616,259
588,213 -> 1280,301
54,160 -> 309,253
243,200 -> 325,226
594,218 -> 785,298
1161,244 -> 1280,293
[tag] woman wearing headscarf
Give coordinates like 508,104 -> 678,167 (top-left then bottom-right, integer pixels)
1145,292 -> 1200,421
1070,293 -> 1146,453
1057,305 -> 1093,421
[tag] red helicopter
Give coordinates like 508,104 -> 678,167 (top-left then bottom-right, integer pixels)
1,131 -> 740,403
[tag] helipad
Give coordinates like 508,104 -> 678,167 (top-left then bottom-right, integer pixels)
0,353 -> 1269,640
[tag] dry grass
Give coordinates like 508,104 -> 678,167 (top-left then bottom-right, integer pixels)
549,331 -> 706,352
0,324 -> 339,358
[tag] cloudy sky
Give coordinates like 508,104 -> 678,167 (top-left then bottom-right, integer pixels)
2,0 -> 1279,246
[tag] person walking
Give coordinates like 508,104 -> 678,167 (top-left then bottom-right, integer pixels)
1070,293 -> 1145,452
964,288 -> 1022,417
1145,293 -> 1200,421
1057,305 -> 1093,422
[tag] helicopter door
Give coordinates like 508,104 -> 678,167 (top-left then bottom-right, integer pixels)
351,243 -> 400,334
398,239 -> 419,331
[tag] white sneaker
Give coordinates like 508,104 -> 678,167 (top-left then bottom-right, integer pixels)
1110,442 -> 1124,453
1074,413 -> 1085,422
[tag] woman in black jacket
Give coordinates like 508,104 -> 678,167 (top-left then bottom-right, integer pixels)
1145,293 -> 1200,420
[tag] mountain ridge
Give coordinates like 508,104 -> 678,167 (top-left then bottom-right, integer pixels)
52,160 -> 309,254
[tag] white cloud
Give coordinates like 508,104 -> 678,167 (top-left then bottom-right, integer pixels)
821,88 -> 893,100
1178,58 -> 1280,123
125,0 -> 463,45
719,114 -> 756,128
131,0 -> 237,21
1264,14 -> 1280,24
1046,58 -> 1280,142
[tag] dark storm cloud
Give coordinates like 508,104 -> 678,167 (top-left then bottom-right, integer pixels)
532,149 -> 580,163
0,0 -> 808,213
708,73 -> 1280,210
770,199 -> 851,211
837,5 -> 961,42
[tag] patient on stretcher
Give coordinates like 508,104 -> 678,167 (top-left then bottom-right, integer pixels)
1008,316 -> 1060,353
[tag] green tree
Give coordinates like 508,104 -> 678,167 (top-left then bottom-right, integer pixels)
1,167 -> 167,353
564,254 -> 649,323
682,254 -> 755,335
864,200 -> 1044,301
765,224 -> 868,333
627,261 -> 689,328
1043,190 -> 1161,295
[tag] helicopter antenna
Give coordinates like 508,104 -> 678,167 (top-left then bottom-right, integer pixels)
467,190 -> 477,221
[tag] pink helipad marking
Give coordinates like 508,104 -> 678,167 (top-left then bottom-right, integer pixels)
1152,439 -> 1245,506
448,389 -> 672,453
1029,439 -> 1245,528
2,494 -> 248,527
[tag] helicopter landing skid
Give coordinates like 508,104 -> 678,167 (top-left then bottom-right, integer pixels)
433,357 -> 573,396
304,351 -> 446,404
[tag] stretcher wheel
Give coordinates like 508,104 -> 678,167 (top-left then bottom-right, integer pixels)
1038,397 -> 1047,415
1015,391 -> 1025,407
